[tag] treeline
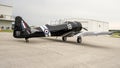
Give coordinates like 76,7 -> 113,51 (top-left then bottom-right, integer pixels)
109,30 -> 120,33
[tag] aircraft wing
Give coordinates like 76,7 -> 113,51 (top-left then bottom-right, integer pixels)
74,31 -> 112,37
62,31 -> 77,37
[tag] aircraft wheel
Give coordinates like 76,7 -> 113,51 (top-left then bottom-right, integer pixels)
25,38 -> 29,42
77,36 -> 82,43
62,37 -> 67,42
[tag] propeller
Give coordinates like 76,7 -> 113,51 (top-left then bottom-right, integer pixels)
82,27 -> 88,31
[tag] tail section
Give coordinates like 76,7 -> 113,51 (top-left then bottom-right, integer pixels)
13,16 -> 31,38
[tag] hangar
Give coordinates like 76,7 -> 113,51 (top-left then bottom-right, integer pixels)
66,18 -> 109,32
0,3 -> 14,30
51,18 -> 109,32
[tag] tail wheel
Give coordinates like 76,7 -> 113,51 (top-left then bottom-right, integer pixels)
25,38 -> 29,42
62,37 -> 67,42
77,36 -> 82,43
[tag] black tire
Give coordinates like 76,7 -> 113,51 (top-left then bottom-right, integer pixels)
77,36 -> 82,43
25,38 -> 29,42
62,37 -> 67,42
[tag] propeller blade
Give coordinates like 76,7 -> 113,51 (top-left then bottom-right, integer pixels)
82,27 -> 88,31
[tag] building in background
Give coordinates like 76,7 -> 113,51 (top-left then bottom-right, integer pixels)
0,3 -> 14,30
50,18 -> 109,32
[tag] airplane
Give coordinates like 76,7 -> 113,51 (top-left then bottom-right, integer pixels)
13,16 -> 112,43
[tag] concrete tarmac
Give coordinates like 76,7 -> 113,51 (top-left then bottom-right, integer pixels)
0,32 -> 120,68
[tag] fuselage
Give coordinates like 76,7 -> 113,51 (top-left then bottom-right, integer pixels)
29,21 -> 82,37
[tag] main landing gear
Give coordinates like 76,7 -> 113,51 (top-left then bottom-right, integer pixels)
62,37 -> 67,42
62,36 -> 82,43
77,36 -> 82,43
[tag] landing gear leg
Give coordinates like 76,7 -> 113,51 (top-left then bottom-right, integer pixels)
25,38 -> 29,42
62,37 -> 67,42
77,36 -> 82,43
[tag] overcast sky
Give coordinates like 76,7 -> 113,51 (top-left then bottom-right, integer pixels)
0,0 -> 120,29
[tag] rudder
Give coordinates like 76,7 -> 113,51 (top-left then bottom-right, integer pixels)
13,16 -> 31,38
